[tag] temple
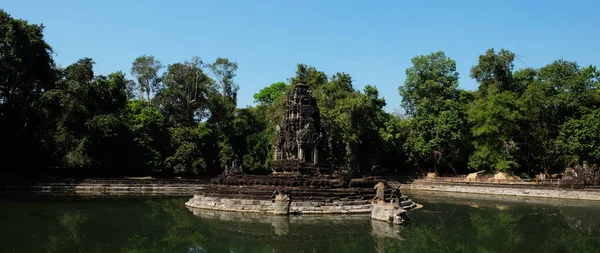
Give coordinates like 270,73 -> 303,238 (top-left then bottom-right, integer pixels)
186,81 -> 420,218
272,82 -> 329,176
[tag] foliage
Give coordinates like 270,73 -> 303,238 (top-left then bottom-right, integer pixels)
399,51 -> 471,175
467,49 -> 522,172
253,81 -> 287,106
1,9 -> 599,177
130,55 -> 163,103
557,109 -> 600,164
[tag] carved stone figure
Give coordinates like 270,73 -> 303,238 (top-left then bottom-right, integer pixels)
373,182 -> 386,202
390,186 -> 402,207
271,190 -> 292,215
222,160 -> 243,176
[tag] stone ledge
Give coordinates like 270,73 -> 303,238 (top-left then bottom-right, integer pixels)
407,182 -> 600,201
185,195 -> 373,214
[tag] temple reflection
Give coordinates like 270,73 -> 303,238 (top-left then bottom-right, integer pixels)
187,207 -> 404,252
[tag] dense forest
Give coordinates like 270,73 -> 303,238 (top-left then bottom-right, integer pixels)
1,10 -> 599,178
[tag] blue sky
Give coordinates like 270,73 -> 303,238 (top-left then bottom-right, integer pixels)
4,0 -> 598,111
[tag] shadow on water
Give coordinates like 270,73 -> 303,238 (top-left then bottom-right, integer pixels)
1,194 -> 600,252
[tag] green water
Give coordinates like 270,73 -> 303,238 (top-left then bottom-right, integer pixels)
2,192 -> 600,253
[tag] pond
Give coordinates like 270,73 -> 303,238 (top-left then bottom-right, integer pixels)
2,191 -> 600,253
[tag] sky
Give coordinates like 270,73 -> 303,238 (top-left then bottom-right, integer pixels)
4,0 -> 599,111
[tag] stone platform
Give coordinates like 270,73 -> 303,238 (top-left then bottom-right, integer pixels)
185,175 -> 421,217
185,194 -> 373,214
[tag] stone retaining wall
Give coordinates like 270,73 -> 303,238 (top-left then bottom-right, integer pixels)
1,179 -> 208,196
185,195 -> 372,214
406,181 -> 600,201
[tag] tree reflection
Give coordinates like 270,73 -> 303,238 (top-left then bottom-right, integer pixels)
46,211 -> 88,253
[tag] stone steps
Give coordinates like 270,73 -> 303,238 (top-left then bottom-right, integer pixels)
1,184 -> 204,195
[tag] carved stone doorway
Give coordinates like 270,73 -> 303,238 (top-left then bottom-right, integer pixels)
304,146 -> 314,164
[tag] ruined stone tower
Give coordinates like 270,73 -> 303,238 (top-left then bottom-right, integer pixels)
272,82 -> 328,175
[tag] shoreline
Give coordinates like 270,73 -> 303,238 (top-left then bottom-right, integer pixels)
405,180 -> 600,201
3,178 -> 600,203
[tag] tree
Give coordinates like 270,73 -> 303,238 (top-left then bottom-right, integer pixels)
164,125 -> 210,176
131,55 -> 163,104
253,82 -> 288,106
557,109 -> 600,164
208,57 -> 239,102
157,57 -> 214,126
468,49 -> 522,173
0,10 -> 58,170
42,58 -> 132,172
290,64 -> 328,90
123,100 -> 167,172
515,60 -> 600,175
399,51 -> 470,175
201,58 -> 240,171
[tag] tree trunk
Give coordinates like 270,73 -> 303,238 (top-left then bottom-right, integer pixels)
146,89 -> 151,106
448,162 -> 458,176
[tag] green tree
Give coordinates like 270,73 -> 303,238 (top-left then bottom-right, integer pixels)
123,100 -> 167,173
0,10 -> 58,170
42,58 -> 132,173
557,109 -> 600,165
157,57 -> 214,127
468,49 -> 522,173
516,60 -> 600,175
253,82 -> 288,106
164,125 -> 211,175
131,55 -> 163,104
204,58 -> 240,171
399,51 -> 471,175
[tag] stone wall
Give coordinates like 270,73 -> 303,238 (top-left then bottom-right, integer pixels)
185,195 -> 372,214
1,178 -> 208,196
406,181 -> 600,201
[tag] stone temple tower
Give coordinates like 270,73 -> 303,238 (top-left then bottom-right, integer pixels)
272,82 -> 328,175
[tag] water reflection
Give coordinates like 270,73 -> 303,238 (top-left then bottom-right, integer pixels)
187,207 -> 377,252
2,195 -> 600,252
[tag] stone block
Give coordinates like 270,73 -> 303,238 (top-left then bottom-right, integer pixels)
240,199 -> 252,205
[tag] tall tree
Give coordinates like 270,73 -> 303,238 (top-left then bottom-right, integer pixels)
399,51 -> 470,175
468,49 -> 522,172
203,58 -> 240,171
0,10 -> 58,170
131,55 -> 163,104
157,56 -> 214,126
208,57 -> 239,102
42,58 -> 131,172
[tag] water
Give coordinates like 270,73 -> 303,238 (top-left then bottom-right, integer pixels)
2,191 -> 600,253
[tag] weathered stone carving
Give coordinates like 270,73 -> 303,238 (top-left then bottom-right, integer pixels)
370,182 -> 417,225
370,203 -> 409,225
271,190 -> 292,215
272,82 -> 329,175
373,182 -> 386,202
390,186 -> 402,207
222,160 -> 244,176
